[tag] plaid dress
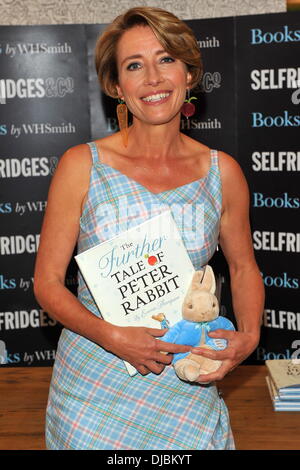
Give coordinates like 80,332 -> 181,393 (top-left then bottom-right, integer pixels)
45,141 -> 235,450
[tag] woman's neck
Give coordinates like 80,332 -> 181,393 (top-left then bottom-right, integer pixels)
127,114 -> 185,161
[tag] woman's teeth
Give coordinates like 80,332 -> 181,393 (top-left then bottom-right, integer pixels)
142,92 -> 170,102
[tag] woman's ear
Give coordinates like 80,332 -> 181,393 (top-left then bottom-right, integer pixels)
115,84 -> 124,100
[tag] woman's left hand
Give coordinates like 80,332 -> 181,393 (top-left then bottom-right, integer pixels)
191,329 -> 260,384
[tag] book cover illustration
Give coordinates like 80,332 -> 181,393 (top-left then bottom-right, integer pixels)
75,210 -> 195,375
266,359 -> 300,392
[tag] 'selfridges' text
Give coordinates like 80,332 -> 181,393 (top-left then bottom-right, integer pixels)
251,151 -> 300,171
253,231 -> 300,252
0,309 -> 57,330
0,234 -> 40,255
0,157 -> 50,177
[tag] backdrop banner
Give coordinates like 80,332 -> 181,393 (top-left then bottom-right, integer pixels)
0,11 -> 299,367
0,25 -> 90,366
235,12 -> 300,363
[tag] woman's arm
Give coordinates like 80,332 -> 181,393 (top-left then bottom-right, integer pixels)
192,151 -> 265,382
34,144 -> 113,348
34,144 -> 190,376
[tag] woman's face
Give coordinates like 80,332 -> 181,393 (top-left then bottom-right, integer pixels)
115,25 -> 191,126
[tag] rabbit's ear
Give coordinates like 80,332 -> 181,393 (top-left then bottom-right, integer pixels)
200,265 -> 216,294
190,270 -> 204,290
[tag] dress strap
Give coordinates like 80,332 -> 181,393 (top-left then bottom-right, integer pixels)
209,149 -> 219,168
86,141 -> 100,165
207,148 -> 222,217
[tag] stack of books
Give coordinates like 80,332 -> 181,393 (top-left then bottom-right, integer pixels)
265,359 -> 300,411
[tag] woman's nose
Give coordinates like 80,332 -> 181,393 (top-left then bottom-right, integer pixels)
144,64 -> 163,86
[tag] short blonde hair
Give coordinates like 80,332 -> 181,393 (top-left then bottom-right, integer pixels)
95,6 -> 203,98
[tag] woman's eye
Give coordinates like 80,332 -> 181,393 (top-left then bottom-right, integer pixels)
161,56 -> 175,63
127,62 -> 141,71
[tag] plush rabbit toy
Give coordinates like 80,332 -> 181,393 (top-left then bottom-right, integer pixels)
161,265 -> 235,383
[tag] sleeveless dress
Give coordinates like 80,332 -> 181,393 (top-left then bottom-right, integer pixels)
45,141 -> 235,450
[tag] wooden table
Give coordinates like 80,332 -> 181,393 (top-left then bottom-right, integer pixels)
219,365 -> 300,450
0,365 -> 299,450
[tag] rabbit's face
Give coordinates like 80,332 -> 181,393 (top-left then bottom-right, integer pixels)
182,291 -> 219,322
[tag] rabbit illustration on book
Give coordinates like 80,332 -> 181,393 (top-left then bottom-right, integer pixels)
159,265 -> 235,383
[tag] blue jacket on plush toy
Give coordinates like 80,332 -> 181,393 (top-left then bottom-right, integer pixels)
162,316 -> 235,364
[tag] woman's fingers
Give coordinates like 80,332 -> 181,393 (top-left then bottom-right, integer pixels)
112,326 -> 192,375
145,360 -> 166,375
191,347 -> 230,360
155,338 -> 191,355
152,351 -> 173,365
136,360 -> 166,376
195,361 -> 234,383
137,364 -> 151,375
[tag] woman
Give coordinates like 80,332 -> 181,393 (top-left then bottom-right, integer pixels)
34,7 -> 264,450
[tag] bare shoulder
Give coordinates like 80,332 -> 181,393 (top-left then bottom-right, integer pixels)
47,142 -> 93,209
56,142 -> 92,172
217,151 -> 250,209
217,151 -> 244,178
217,150 -> 249,188
51,142 -> 94,190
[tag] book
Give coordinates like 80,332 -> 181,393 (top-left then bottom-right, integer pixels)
265,375 -> 300,411
265,359 -> 300,411
75,210 -> 195,376
266,359 -> 300,392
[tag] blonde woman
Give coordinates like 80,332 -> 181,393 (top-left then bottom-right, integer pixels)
34,7 -> 264,450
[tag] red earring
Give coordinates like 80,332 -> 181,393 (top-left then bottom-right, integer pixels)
181,89 -> 197,119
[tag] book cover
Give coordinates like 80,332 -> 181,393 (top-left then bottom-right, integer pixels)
75,210 -> 195,376
265,359 -> 300,392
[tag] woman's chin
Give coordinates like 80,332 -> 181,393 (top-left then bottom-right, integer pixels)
133,111 -> 180,127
